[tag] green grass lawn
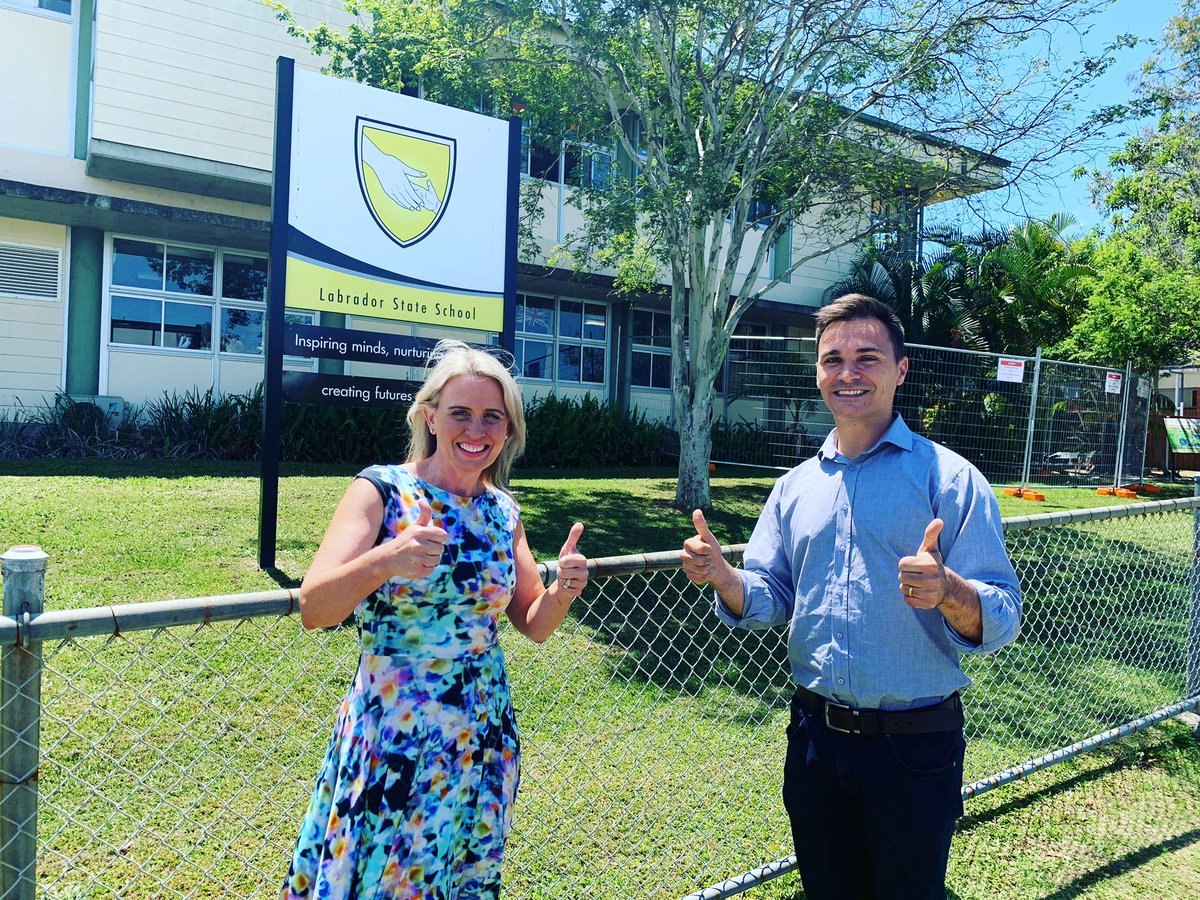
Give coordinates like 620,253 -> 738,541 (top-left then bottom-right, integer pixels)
1,461 -> 1198,899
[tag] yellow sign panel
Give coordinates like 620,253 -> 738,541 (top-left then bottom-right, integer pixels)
359,124 -> 454,247
285,255 -> 504,331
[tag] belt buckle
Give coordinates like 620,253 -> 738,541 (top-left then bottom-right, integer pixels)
823,701 -> 861,734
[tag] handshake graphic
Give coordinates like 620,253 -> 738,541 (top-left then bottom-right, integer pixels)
362,138 -> 442,214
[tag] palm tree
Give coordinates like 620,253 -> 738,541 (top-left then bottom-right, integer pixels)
824,244 -> 987,350
926,213 -> 1093,356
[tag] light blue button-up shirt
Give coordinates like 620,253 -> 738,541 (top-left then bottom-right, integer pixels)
717,414 -> 1021,710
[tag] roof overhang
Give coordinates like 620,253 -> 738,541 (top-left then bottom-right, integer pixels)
0,178 -> 270,250
86,139 -> 273,207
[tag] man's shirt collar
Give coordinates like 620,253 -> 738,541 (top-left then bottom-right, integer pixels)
817,412 -> 914,463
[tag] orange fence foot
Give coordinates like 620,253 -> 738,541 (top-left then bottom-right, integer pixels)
1004,487 -> 1046,501
1121,482 -> 1161,494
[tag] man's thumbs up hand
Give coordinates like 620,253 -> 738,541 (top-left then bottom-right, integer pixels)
898,518 -> 947,609
682,509 -> 724,585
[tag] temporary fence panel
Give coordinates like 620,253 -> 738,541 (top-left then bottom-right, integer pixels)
652,337 -> 1153,488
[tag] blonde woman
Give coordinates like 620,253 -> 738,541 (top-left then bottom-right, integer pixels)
284,340 -> 587,898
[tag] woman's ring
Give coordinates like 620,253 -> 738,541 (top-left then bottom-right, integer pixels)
563,578 -> 574,590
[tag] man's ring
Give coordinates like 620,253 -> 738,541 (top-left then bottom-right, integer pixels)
907,585 -> 915,597
563,578 -> 574,590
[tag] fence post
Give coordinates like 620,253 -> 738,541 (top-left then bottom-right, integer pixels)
1190,483 -> 1200,701
0,546 -> 47,900
1020,347 -> 1042,486
1112,360 -> 1133,490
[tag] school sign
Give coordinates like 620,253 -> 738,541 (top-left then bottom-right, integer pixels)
282,69 -> 512,330
260,59 -> 521,567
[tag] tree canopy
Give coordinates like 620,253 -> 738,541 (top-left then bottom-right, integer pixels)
1069,0 -> 1200,373
275,0 -> 1119,507
1055,235 -> 1200,373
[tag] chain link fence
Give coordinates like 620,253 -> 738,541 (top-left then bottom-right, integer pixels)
648,338 -> 1155,488
1,496 -> 1199,899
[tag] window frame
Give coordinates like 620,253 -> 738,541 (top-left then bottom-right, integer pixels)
630,307 -> 673,391
0,0 -> 72,20
519,134 -> 616,191
514,293 -> 608,386
104,235 -> 314,365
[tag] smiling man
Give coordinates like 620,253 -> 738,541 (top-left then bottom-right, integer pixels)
681,293 -> 1022,899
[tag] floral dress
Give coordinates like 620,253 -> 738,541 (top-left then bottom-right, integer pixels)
283,465 -> 521,900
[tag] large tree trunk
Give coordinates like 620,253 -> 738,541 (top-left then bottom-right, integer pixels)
674,381 -> 714,511
672,247 -> 721,511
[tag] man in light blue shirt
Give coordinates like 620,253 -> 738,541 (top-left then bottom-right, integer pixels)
681,294 -> 1021,899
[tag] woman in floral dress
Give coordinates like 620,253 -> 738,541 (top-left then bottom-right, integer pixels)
283,341 -> 588,899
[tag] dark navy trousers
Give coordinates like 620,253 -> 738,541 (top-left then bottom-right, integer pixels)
781,692 -> 966,900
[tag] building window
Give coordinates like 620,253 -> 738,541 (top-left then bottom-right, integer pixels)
107,238 -> 312,357
719,321 -> 771,394
629,312 -> 768,393
520,134 -> 561,182
870,197 -> 916,252
520,135 -> 614,190
515,293 -> 607,384
631,308 -> 672,389
219,252 -> 268,354
563,142 -> 614,190
3,1 -> 72,17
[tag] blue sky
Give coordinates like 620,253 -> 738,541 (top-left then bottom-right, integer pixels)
1032,0 -> 1180,233
934,0 -> 1180,236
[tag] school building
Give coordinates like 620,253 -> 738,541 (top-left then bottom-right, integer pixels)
0,0 -> 1007,424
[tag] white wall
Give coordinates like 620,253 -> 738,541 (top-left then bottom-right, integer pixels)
91,0 -> 354,170
0,217 -> 67,416
523,175 -> 867,310
0,7 -> 73,155
105,349 -> 215,408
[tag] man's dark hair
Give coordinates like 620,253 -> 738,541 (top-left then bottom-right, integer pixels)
815,294 -> 906,362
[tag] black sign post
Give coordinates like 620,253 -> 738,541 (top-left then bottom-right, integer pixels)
259,57 -> 295,571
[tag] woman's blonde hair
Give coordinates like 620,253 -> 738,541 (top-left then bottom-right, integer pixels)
405,340 -> 526,492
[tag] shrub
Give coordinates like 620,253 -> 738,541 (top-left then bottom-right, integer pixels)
520,394 -> 667,467
1,388 -> 670,468
280,403 -> 409,465
143,387 -> 264,459
0,395 -> 145,460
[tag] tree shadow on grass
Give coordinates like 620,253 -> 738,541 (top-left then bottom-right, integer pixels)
963,521 -> 1194,753
530,492 -> 1199,752
957,753 -> 1135,834
516,479 -> 772,559
1036,829 -> 1200,899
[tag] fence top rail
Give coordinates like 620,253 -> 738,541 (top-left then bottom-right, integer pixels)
726,336 -> 1139,373
10,589 -> 299,644
3,496 -> 1195,645
1000,495 -> 1200,530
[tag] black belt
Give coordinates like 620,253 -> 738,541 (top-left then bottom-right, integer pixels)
794,685 -> 963,736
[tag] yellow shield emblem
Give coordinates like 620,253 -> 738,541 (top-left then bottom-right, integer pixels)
356,117 -> 455,248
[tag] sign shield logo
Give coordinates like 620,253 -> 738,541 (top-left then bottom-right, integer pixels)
356,117 -> 455,248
